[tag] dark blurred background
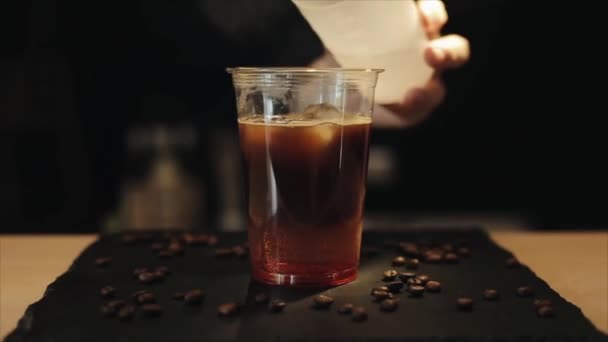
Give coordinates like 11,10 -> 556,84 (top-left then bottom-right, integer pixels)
1,0 -> 605,233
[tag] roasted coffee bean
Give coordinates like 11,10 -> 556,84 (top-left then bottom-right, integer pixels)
536,305 -> 555,318
184,289 -> 205,305
155,266 -> 170,277
313,295 -> 334,309
456,297 -> 474,311
337,303 -> 354,314
138,271 -> 156,284
380,299 -> 398,312
100,286 -> 116,298
441,243 -> 455,252
407,285 -> 425,297
399,242 -> 420,257
218,302 -> 239,316
534,299 -> 552,308
457,247 -> 470,257
407,277 -> 423,286
516,286 -> 534,297
398,272 -> 416,282
370,286 -> 390,294
183,233 -> 207,246
232,245 -> 248,258
136,292 -> 156,305
167,242 -> 184,256
405,258 -> 419,270
386,282 -> 404,293
444,253 -> 460,264
215,248 -> 234,258
95,257 -> 112,268
118,305 -> 136,321
254,293 -> 269,304
101,304 -> 116,317
131,290 -> 150,302
173,292 -> 185,300
142,304 -> 163,317
424,253 -> 443,264
416,275 -> 430,284
505,257 -> 520,268
382,269 -> 398,281
101,300 -> 126,317
371,290 -> 392,302
157,250 -> 173,259
149,242 -> 164,251
352,307 -> 368,322
392,256 -> 406,266
269,300 -> 287,313
133,267 -> 148,278
425,281 -> 441,292
483,289 -> 499,300
207,235 -> 219,246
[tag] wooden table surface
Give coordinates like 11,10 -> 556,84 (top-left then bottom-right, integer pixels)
1,231 -> 606,339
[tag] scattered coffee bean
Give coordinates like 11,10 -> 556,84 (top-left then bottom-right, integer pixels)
215,248 -> 234,258
269,300 -> 287,313
207,235 -> 219,246
138,271 -> 156,284
505,257 -> 520,268
386,281 -> 404,293
392,256 -> 406,266
371,290 -> 393,302
424,253 -> 443,264
173,292 -> 185,300
456,297 -> 474,311
254,293 -> 269,304
141,303 -> 163,317
155,266 -> 170,277
399,242 -> 420,257
218,302 -> 239,316
398,272 -> 416,282
536,305 -> 555,318
337,303 -> 354,314
313,295 -> 334,309
407,285 -> 425,297
118,305 -> 136,321
184,289 -> 205,305
407,277 -> 423,286
405,258 -> 419,270
483,289 -> 499,300
100,286 -> 116,298
157,250 -> 173,259
136,292 -> 156,305
416,275 -> 430,284
95,257 -> 112,268
516,286 -> 534,297
133,267 -> 148,278
167,242 -> 184,256
442,243 -> 455,252
457,247 -> 470,257
352,307 -> 368,322
444,253 -> 460,264
382,269 -> 398,281
533,299 -> 552,308
149,242 -> 164,251
370,286 -> 389,294
101,300 -> 126,317
131,290 -> 150,302
380,299 -> 398,312
232,245 -> 248,258
183,233 -> 208,246
425,281 -> 441,292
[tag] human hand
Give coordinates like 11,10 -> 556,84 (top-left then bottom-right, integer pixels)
374,0 -> 470,128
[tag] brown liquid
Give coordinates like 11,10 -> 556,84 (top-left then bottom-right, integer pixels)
238,114 -> 372,286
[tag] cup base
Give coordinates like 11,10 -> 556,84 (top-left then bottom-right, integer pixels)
252,266 -> 357,287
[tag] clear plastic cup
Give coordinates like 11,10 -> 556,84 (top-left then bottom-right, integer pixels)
227,67 -> 382,286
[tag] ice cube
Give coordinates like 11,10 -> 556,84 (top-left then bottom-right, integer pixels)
311,122 -> 338,148
302,103 -> 342,121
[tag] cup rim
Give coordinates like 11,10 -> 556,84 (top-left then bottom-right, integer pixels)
226,67 -> 384,74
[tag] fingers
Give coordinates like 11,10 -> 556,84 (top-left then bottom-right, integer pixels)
378,75 -> 446,128
424,34 -> 470,70
417,0 -> 448,38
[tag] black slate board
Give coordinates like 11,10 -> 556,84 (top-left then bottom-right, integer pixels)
5,228 -> 606,342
